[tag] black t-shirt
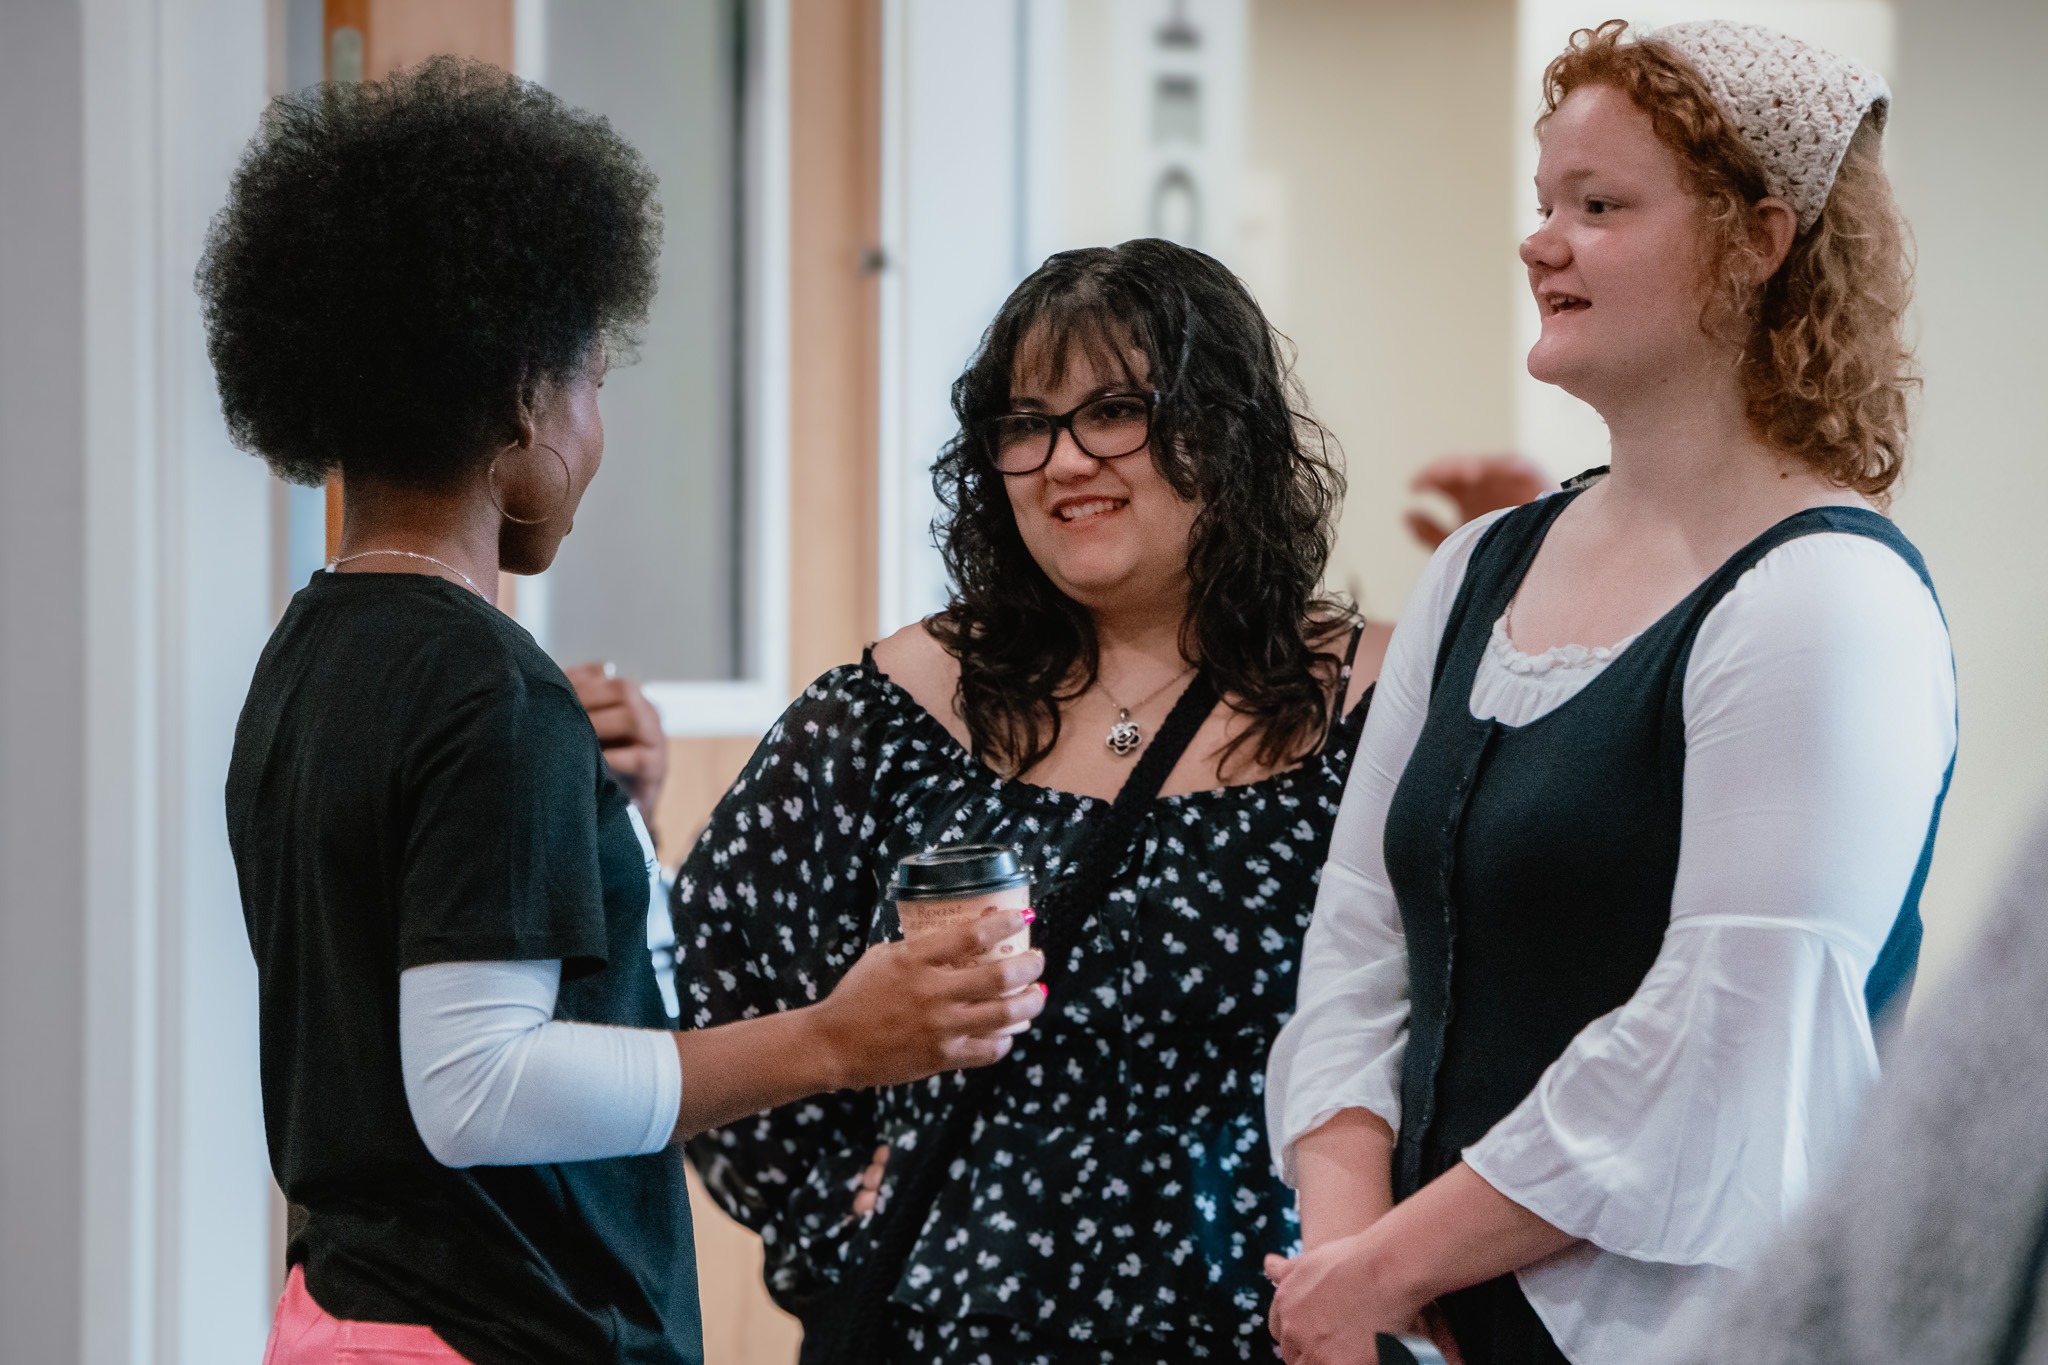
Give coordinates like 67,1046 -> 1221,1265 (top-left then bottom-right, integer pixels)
226,571 -> 701,1365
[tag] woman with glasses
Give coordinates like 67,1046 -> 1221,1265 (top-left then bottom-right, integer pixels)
674,238 -> 1386,1362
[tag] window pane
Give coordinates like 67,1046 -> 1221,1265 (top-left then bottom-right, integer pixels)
539,0 -> 746,681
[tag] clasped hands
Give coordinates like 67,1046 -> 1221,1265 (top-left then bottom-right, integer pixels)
1263,1232 -> 1457,1365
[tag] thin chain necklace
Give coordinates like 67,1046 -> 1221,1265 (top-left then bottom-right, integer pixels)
1098,661 -> 1198,758
326,549 -> 483,598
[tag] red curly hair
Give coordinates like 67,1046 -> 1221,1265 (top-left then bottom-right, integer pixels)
1541,20 -> 1916,504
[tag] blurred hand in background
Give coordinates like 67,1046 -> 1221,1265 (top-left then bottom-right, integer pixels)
566,661 -> 669,826
1404,455 -> 1557,550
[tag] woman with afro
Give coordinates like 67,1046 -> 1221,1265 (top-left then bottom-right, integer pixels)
209,58 -> 1043,1365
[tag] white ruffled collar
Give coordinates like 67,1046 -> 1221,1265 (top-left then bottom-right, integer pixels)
1487,611 -> 1641,677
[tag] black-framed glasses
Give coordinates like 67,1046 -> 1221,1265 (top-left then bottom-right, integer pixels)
977,391 -> 1160,475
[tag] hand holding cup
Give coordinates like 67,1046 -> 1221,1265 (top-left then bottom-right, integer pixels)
809,908 -> 1046,1092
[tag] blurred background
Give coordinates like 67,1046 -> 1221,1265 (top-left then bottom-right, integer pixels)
2,0 -> 2042,1360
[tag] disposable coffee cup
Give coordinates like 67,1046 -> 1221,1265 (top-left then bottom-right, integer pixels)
889,844 -> 1034,1032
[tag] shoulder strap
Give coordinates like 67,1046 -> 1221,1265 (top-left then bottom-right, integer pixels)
1031,667 -> 1219,978
1324,623 -> 1368,746
813,670 -> 1219,1365
1429,493 -> 1580,695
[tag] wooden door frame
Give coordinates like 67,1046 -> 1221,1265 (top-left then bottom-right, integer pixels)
655,0 -> 883,858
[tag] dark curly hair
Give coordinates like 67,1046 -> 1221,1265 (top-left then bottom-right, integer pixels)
196,57 -> 662,487
928,239 -> 1353,777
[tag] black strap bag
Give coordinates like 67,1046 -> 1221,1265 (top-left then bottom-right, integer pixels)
801,670 -> 1219,1365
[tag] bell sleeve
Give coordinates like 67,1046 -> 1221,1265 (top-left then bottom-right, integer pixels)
1265,513 -> 1508,1184
673,667 -> 895,1309
1462,534 -> 1956,1288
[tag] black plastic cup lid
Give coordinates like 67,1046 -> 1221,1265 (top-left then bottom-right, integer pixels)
889,844 -> 1030,901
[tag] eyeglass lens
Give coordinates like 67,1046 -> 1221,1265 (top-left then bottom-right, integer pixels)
986,394 -> 1151,474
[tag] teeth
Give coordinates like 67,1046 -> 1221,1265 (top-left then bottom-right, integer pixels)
1057,498 -> 1124,522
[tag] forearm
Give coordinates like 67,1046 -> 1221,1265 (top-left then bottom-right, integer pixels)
672,913 -> 1045,1139
400,960 -> 682,1168
670,1006 -> 844,1139
1355,1163 -> 1578,1312
1293,1107 -> 1397,1249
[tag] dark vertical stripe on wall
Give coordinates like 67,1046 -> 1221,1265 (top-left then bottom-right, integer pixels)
730,0 -> 750,677
0,0 -> 88,1361
1013,0 -> 1031,280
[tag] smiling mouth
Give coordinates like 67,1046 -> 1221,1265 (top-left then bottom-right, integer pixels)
1542,293 -> 1590,316
1054,497 -> 1127,523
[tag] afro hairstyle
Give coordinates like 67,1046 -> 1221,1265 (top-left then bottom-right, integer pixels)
196,56 -> 662,487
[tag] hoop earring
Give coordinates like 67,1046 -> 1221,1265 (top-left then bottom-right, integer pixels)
487,442 -> 571,527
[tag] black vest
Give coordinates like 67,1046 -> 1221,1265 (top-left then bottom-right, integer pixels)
1383,491 -> 1949,1201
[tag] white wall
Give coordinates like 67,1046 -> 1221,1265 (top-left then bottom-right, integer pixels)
2,1 -> 278,1361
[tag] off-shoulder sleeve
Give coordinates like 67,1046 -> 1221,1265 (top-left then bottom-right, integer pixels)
1265,511 -> 1512,1184
1462,535 -> 1955,1325
674,666 -> 897,1306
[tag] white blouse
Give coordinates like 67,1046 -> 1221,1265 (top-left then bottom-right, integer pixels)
1266,507 -> 1957,1365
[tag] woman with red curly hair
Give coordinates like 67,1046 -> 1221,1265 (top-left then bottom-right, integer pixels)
1263,21 -> 1956,1365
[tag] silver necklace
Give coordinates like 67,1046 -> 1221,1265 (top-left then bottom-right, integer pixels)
326,549 -> 483,597
1099,662 -> 1197,758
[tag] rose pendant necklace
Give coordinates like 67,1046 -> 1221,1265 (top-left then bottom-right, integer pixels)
1099,662 -> 1198,758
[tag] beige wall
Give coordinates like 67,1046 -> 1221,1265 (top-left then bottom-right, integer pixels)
1252,0 -> 2048,989
1881,0 -> 2048,986
1247,0 -> 1521,622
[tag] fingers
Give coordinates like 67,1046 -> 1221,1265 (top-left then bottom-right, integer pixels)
1265,1261 -> 1290,1347
1403,510 -> 1452,550
565,662 -> 628,707
1409,455 -> 1485,495
951,981 -> 1048,1037
943,947 -> 1046,1002
586,704 -> 642,744
627,687 -> 665,741
567,666 -> 664,741
569,668 -> 666,811
945,1031 -> 1016,1070
604,748 -> 655,781
909,908 -> 1031,965
1420,1304 -> 1467,1365
850,1144 -> 890,1215
965,905 -> 1033,956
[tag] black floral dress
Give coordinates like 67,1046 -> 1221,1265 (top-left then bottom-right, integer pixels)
675,646 -> 1370,1364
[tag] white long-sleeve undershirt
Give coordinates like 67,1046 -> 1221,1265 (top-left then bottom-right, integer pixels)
398,958 -> 681,1169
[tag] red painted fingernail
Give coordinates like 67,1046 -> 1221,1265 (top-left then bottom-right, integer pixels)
1021,908 -> 1036,924
1036,983 -> 1049,997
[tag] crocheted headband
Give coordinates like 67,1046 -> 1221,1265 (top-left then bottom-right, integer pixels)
1644,20 -> 1890,231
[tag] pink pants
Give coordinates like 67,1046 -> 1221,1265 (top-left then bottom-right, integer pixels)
263,1266 -> 473,1364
